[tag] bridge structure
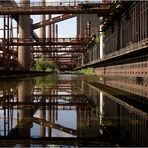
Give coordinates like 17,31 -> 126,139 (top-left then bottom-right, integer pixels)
0,0 -> 116,71
0,0 -> 148,77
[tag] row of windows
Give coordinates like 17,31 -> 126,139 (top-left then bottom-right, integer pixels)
106,61 -> 148,70
107,71 -> 147,74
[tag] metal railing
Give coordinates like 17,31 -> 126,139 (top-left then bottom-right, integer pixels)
1,37 -> 86,43
105,38 -> 148,60
0,1 -> 107,7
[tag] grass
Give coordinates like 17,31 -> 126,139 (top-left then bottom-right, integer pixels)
76,68 -> 95,75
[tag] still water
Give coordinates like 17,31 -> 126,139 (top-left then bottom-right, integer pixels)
0,74 -> 147,147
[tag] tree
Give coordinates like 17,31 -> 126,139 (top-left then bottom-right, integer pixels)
35,57 -> 57,72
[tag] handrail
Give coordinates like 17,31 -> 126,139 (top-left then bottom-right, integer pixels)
0,1 -> 113,7
0,1 -> 115,15
1,37 -> 86,42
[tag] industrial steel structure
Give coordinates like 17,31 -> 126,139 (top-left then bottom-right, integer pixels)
77,0 -> 148,82
0,0 -> 148,77
0,0 -> 114,71
1,1 -> 148,146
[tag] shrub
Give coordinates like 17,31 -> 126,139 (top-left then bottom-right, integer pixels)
77,68 -> 95,75
35,57 -> 57,72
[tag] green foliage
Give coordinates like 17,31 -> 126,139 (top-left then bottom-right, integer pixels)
35,75 -> 55,90
35,57 -> 57,72
77,68 -> 95,75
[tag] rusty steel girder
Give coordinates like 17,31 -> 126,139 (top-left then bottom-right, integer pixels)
33,14 -> 76,29
0,2 -> 115,15
4,38 -> 86,46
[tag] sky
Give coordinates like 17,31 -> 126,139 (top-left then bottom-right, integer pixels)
32,15 -> 77,38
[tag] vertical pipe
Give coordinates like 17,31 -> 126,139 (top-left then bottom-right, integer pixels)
84,28 -> 87,40
18,80 -> 32,136
40,0 -> 46,57
53,24 -> 55,40
18,0 -> 30,71
51,24 -> 55,57
48,15 -> 51,39
87,21 -> 91,40
18,80 -> 32,147
100,25 -> 103,59
7,15 -> 10,69
55,24 -> 58,58
40,102 -> 46,138
3,15 -> 6,70
55,24 -> 58,41
40,2 -> 46,133
100,91 -> 103,125
48,14 -> 51,56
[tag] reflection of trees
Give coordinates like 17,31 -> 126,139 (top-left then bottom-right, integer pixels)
35,75 -> 55,89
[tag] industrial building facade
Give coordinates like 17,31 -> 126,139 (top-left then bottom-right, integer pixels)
77,1 -> 148,81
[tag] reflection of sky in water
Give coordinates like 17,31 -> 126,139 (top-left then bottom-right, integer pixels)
58,91 -> 71,95
33,109 -> 76,138
55,110 -> 76,130
0,109 -> 18,136
31,123 -> 41,138
52,129 -> 76,137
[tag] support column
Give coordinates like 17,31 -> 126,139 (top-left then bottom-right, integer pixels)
18,80 -> 32,139
40,8 -> 46,133
100,24 -> 103,59
99,91 -> 103,125
40,0 -> 46,57
18,0 -> 30,71
87,21 -> 91,41
48,14 -> 51,57
81,54 -> 84,66
51,24 -> 55,57
55,24 -> 58,58
55,24 -> 58,41
40,9 -> 48,134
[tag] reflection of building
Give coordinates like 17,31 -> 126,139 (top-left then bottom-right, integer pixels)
0,75 -> 147,146
104,77 -> 148,98
0,75 -> 100,146
103,94 -> 148,146
84,81 -> 148,147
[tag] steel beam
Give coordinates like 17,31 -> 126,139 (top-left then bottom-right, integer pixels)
33,14 -> 76,29
0,3 -> 114,15
4,38 -> 86,46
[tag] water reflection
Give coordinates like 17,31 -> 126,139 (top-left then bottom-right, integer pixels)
84,76 -> 148,147
0,75 -> 147,147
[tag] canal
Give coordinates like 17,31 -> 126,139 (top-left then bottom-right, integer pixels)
0,74 -> 147,147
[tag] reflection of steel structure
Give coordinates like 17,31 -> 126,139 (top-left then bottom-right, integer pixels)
77,1 -> 148,81
0,75 -> 101,146
103,77 -> 148,99
103,94 -> 148,147
84,81 -> 148,147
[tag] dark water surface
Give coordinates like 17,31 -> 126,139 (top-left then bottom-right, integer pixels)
0,74 -> 147,147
